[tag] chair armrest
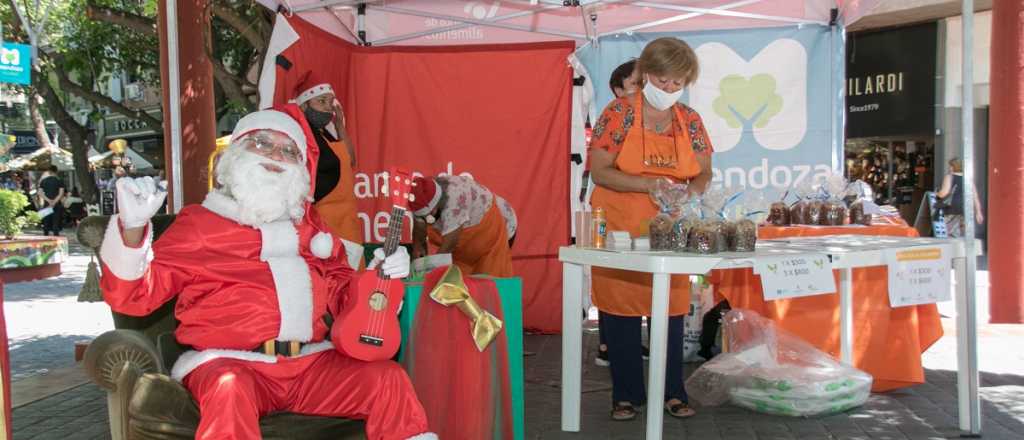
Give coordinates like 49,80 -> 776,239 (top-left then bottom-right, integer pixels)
83,329 -> 165,392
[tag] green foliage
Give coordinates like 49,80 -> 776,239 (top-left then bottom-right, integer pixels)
712,74 -> 783,129
0,189 -> 41,239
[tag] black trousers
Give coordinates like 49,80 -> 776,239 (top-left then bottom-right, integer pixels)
601,311 -> 687,406
42,203 -> 64,235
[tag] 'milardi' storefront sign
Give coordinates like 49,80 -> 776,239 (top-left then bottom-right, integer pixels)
846,23 -> 936,138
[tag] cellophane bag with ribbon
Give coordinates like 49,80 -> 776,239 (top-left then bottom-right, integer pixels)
789,179 -> 815,225
845,180 -> 875,226
685,309 -> 873,417
722,190 -> 767,252
766,187 -> 792,226
648,179 -> 689,251
819,173 -> 850,226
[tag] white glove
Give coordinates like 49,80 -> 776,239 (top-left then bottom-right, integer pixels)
367,246 -> 410,279
116,176 -> 168,229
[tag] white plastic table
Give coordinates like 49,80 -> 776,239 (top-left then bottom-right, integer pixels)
560,235 -> 978,440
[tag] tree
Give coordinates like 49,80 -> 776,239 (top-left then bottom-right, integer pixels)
1,0 -> 273,203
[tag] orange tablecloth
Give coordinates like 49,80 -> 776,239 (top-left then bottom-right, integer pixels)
707,225 -> 943,392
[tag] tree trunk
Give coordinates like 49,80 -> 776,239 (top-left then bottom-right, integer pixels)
28,93 -> 54,150
34,73 -> 100,204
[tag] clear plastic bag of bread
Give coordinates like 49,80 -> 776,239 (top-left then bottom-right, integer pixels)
685,309 -> 873,417
845,180 -> 876,226
818,172 -> 850,226
721,189 -> 767,252
788,179 -> 815,225
766,187 -> 792,227
695,187 -> 732,254
648,179 -> 689,251
673,195 -> 702,252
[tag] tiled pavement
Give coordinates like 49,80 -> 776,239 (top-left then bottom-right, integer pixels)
12,328 -> 1024,440
8,233 -> 1024,439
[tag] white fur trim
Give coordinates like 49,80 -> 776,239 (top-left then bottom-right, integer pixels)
310,231 -> 334,259
202,191 -> 242,223
259,14 -> 300,110
341,238 -> 364,268
170,349 -> 277,381
406,433 -> 438,440
259,221 -> 300,259
299,340 -> 334,356
230,110 -> 307,162
295,83 -> 334,106
170,344 -> 333,381
266,257 -> 315,341
99,217 -> 153,281
413,182 -> 441,217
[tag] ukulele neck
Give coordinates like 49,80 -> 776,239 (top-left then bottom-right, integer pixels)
380,206 -> 406,261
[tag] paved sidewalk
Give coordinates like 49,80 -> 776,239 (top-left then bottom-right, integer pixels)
11,321 -> 1024,440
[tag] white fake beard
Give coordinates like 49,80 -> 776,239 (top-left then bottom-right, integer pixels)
216,148 -> 310,226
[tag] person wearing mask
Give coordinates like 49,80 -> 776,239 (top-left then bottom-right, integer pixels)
936,157 -> 984,237
293,74 -> 364,269
589,37 -> 713,421
38,165 -> 66,236
594,58 -> 649,369
408,175 -> 516,278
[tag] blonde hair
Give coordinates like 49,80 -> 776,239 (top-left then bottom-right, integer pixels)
637,37 -> 700,86
949,157 -> 963,173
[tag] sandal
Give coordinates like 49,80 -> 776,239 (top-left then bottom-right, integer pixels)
664,400 -> 696,419
611,402 -> 639,421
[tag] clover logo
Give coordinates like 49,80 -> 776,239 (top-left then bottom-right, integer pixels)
691,39 -> 808,152
0,48 -> 19,65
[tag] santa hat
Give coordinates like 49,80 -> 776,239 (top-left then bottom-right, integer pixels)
292,70 -> 335,106
410,176 -> 441,217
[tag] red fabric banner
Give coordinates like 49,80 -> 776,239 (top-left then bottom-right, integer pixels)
269,16 -> 572,331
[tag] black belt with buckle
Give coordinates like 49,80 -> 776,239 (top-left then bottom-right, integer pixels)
254,340 -> 305,357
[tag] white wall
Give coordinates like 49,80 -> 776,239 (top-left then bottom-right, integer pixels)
944,11 -> 991,108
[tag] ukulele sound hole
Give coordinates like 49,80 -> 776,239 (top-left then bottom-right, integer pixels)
368,292 -> 388,311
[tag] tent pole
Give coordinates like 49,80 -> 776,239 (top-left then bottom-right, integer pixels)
373,5 -> 563,46
290,0 -> 364,13
165,0 -> 184,212
633,1 -> 826,26
958,0 -> 981,435
368,5 -> 587,40
599,0 -> 762,37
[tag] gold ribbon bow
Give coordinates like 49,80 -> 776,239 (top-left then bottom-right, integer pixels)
429,265 -> 503,352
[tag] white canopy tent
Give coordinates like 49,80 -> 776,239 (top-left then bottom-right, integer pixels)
157,0 -> 981,435
5,145 -> 75,172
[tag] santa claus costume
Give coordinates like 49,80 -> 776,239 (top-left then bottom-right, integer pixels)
99,105 -> 434,440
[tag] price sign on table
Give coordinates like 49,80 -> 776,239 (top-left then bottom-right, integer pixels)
886,246 -> 952,307
754,254 -> 836,301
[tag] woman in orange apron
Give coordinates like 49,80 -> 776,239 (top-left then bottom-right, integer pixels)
409,175 -> 515,278
295,78 -> 365,269
589,37 -> 713,421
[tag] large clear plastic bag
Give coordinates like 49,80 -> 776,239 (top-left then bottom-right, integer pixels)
685,309 -> 873,417
648,179 -> 689,251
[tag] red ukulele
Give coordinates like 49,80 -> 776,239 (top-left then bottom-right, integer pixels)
333,168 -> 413,361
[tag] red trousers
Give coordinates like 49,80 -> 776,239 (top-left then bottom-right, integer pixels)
183,350 -> 429,440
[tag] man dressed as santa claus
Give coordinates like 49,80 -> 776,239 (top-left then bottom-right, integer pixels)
99,106 -> 435,440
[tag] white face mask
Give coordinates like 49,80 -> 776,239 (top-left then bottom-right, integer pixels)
642,75 -> 684,111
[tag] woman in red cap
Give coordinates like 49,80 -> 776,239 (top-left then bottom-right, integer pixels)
409,175 -> 516,277
294,73 -> 364,268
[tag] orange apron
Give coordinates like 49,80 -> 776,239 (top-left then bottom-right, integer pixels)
314,140 -> 363,247
590,94 -> 702,317
428,201 -> 513,278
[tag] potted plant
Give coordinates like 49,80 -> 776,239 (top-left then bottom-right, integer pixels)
0,189 -> 42,240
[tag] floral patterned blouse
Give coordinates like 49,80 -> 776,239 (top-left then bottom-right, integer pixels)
590,97 -> 714,156
435,175 -> 517,238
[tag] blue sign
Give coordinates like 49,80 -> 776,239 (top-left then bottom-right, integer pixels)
0,43 -> 32,85
577,26 -> 837,196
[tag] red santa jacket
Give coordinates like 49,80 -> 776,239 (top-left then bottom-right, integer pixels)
99,191 -> 354,380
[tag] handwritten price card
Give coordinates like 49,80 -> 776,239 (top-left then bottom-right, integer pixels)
886,246 -> 952,307
754,254 -> 836,301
